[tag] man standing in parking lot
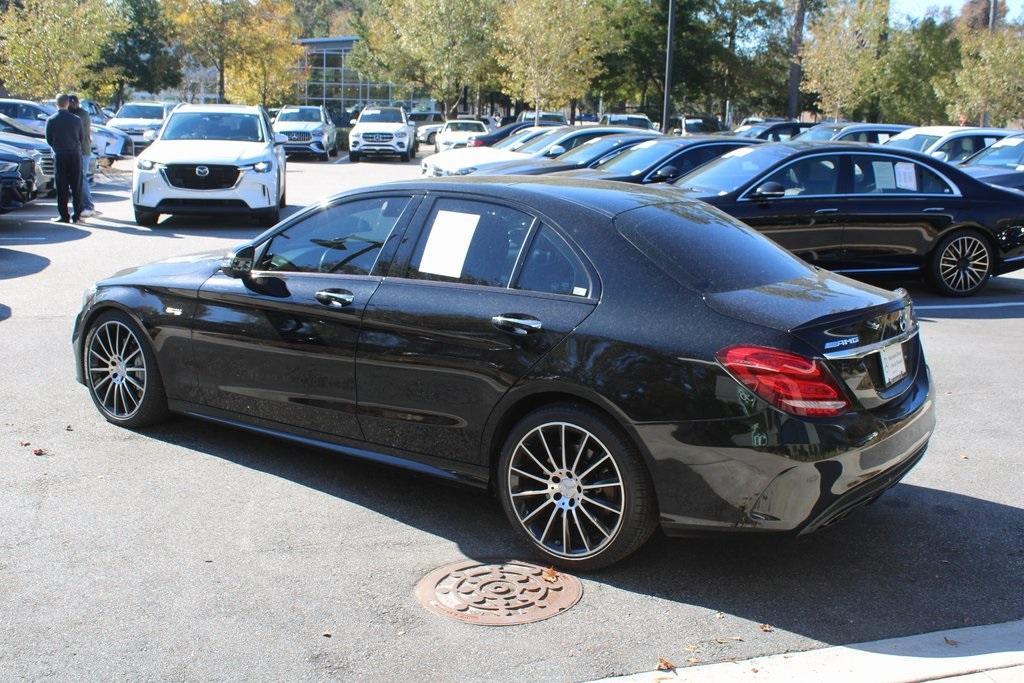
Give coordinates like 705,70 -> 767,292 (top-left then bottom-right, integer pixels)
44,94 -> 83,223
69,95 -> 97,217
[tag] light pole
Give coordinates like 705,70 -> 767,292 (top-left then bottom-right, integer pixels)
661,0 -> 676,134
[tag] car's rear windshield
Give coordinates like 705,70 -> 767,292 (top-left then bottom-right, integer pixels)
277,108 -> 320,122
616,202 -> 811,293
596,139 -> 677,174
799,125 -> 842,141
558,135 -> 646,165
885,133 -> 940,152
359,108 -> 404,123
162,113 -> 264,142
446,121 -> 486,132
117,104 -> 165,119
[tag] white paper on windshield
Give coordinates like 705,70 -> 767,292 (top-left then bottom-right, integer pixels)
633,139 -> 659,150
363,109 -> 380,116
994,137 -> 1024,147
725,146 -> 755,158
418,210 -> 480,278
895,162 -> 917,191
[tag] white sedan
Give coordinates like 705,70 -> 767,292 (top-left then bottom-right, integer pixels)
434,120 -> 489,153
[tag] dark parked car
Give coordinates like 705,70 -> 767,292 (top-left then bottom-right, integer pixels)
73,178 -> 935,568
554,136 -> 760,184
469,133 -> 659,176
958,133 -> 1024,190
0,143 -> 37,212
465,120 -> 560,148
797,122 -> 911,144
734,120 -> 815,141
672,141 -> 1024,296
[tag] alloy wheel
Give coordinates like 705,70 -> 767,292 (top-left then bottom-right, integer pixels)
87,320 -> 147,420
506,422 -> 625,560
939,234 -> 990,293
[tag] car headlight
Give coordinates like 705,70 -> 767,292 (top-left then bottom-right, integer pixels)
137,159 -> 157,170
253,160 -> 272,173
395,131 -> 407,139
313,127 -> 325,136
0,161 -> 18,173
349,131 -> 360,140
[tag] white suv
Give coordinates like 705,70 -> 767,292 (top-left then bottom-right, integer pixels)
348,107 -> 416,162
132,104 -> 287,227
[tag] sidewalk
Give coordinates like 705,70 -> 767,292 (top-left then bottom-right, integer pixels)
592,619 -> 1024,683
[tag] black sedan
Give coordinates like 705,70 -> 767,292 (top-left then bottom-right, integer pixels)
959,133 -> 1024,190
465,120 -> 560,148
672,141 -> 1024,296
0,143 -> 37,212
469,133 -> 659,176
554,136 -> 760,184
74,178 -> 935,569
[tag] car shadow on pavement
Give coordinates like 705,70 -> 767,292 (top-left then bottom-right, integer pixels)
0,248 -> 50,281
140,414 -> 1024,655
0,302 -> 10,322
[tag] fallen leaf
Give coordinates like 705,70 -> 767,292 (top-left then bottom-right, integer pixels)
715,611 -> 725,619
19,441 -> 30,447
686,657 -> 699,665
541,566 -> 558,583
322,631 -> 332,638
944,637 -> 958,647
32,448 -> 47,456
960,454 -> 969,460
715,636 -> 744,644
752,668 -> 759,673
685,644 -> 699,652
656,656 -> 675,672
65,425 -> 73,431
759,623 -> 774,632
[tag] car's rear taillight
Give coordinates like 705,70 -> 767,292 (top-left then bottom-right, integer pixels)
716,345 -> 850,418
468,139 -> 484,147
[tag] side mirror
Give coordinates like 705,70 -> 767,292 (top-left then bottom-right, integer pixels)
221,245 -> 255,278
349,118 -> 358,126
653,165 -> 680,181
143,129 -> 158,142
274,132 -> 288,145
930,150 -> 948,162
752,181 -> 786,200
545,144 -> 566,157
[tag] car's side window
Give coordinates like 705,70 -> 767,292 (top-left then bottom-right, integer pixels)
668,144 -> 736,177
0,102 -> 14,117
259,196 -> 412,275
406,198 -> 533,288
850,155 -> 953,195
760,155 -> 840,196
514,226 -> 590,297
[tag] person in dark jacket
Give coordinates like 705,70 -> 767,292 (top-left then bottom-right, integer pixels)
44,93 -> 83,222
68,95 -> 96,217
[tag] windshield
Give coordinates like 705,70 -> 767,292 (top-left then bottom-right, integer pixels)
606,116 -> 651,128
445,121 -> 486,132
799,125 -> 842,141
277,108 -> 320,123
162,112 -> 264,142
117,104 -> 165,120
558,136 -> 647,165
409,113 -> 434,122
963,136 -> 1024,167
597,139 -> 678,174
734,125 -> 768,138
516,129 -> 566,154
495,128 -> 542,149
359,108 -> 404,123
885,133 -> 940,152
673,144 -> 794,194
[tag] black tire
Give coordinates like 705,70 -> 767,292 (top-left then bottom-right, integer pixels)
134,208 -> 158,226
427,132 -> 436,146
926,228 -> 993,297
319,151 -> 330,161
401,149 -> 411,162
329,141 -> 338,157
349,152 -> 360,162
259,206 -> 280,227
83,310 -> 168,428
496,404 -> 658,571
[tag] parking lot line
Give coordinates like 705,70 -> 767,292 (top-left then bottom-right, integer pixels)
915,302 -> 1024,310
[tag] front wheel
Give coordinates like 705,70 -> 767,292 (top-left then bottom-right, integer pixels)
134,207 -> 158,226
259,205 -> 280,227
84,310 -> 168,427
349,152 -> 360,162
927,229 -> 993,297
497,404 -> 658,570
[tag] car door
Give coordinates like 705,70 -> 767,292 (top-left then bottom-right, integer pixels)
191,194 -> 419,439
833,153 -> 960,272
356,195 -> 598,466
726,153 -> 847,266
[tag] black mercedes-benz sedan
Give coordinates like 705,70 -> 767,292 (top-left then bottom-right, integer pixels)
74,178 -> 935,569
468,132 -> 659,176
672,141 -> 1024,296
553,136 -> 761,185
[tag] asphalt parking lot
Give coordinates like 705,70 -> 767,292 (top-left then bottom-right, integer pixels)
1,155 -> 1022,680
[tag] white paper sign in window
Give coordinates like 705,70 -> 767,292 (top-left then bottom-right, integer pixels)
418,210 -> 480,279
895,162 -> 918,191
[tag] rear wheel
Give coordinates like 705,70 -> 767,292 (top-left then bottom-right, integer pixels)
497,404 -> 658,570
349,152 -> 360,162
84,310 -> 168,427
927,229 -> 993,297
134,208 -> 158,226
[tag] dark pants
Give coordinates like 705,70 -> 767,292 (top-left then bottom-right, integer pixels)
54,152 -> 83,221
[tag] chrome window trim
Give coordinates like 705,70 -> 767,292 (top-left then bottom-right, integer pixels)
823,328 -> 919,360
737,150 -> 963,201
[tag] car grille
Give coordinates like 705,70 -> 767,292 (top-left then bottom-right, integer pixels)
39,153 -> 54,176
286,132 -> 312,142
363,132 -> 393,143
18,160 -> 34,182
163,164 -> 239,190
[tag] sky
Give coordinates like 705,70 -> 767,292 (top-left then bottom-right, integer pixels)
889,0 -> 1022,21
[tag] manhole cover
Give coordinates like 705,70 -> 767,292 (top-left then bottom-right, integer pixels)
415,560 -> 583,626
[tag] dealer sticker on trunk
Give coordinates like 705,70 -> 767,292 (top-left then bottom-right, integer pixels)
880,342 -> 907,386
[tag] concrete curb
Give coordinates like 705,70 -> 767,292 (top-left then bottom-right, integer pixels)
591,620 -> 1024,683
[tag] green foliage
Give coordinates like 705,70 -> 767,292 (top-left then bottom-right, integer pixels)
875,16 -> 960,125
943,25 -> 1024,126
168,0 -> 249,100
225,0 -> 306,107
0,0 -> 122,99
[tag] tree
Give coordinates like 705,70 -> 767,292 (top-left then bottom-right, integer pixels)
800,0 -> 889,120
958,0 -> 1007,30
293,0 -> 356,38
0,0 -> 121,98
875,14 -> 960,125
496,0 -> 619,120
225,0 -> 305,108
168,0 -> 248,101
90,0 -> 182,107
943,25 -> 1024,126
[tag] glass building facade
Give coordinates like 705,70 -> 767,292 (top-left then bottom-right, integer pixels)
298,36 -> 432,122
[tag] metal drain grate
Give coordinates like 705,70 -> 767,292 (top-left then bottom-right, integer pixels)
415,560 -> 583,626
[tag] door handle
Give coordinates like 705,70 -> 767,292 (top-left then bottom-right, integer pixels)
492,315 -> 543,335
814,208 -> 839,214
923,207 -> 946,212
314,289 -> 354,307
